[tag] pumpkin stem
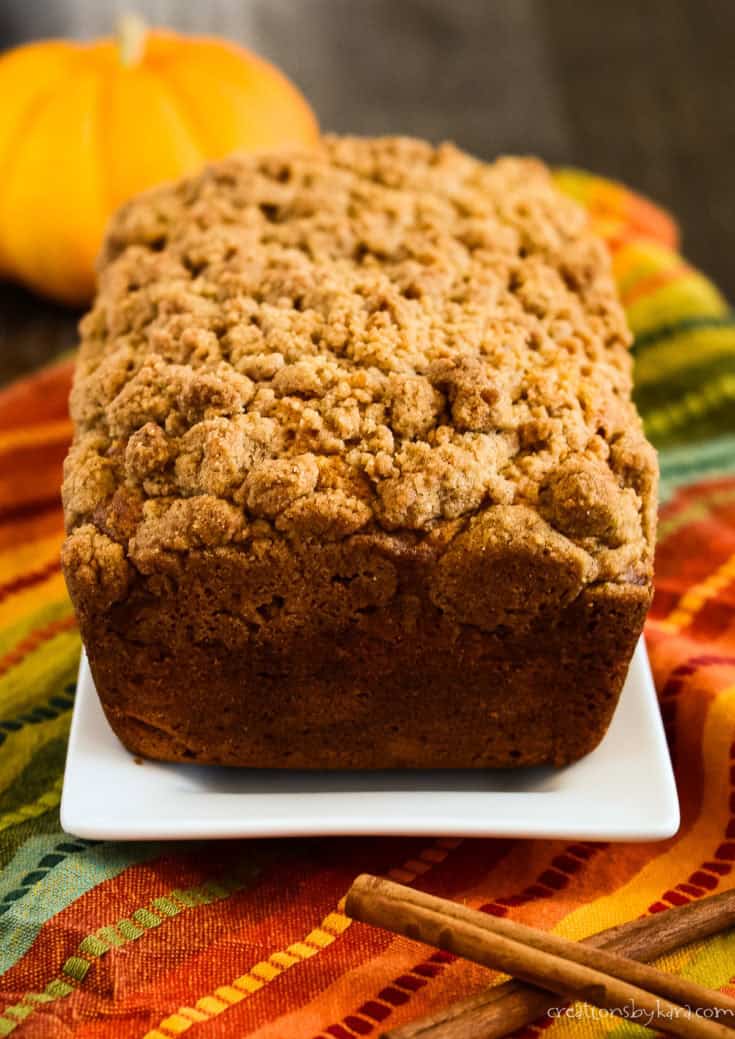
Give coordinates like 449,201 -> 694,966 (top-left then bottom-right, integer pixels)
117,12 -> 147,66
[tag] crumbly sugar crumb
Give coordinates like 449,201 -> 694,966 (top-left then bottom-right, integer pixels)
63,136 -> 656,583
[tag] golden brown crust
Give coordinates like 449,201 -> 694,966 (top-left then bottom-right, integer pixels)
61,135 -> 658,769
64,136 -> 653,579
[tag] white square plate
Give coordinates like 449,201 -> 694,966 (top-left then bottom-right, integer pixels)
61,639 -> 679,841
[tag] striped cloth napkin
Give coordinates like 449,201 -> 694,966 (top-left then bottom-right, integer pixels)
0,170 -> 733,1039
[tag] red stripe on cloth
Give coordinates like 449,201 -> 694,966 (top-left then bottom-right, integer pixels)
482,841 -> 606,917
0,558 -> 61,605
0,359 -> 73,431
0,614 -> 77,679
0,496 -> 62,529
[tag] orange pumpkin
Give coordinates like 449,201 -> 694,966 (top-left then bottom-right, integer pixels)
0,16 -> 319,305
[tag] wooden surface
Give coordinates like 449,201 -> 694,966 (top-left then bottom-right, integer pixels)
1,0 -> 733,385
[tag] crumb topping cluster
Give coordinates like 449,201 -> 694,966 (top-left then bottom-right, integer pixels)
64,136 -> 655,582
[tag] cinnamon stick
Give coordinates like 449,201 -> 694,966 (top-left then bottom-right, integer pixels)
385,886 -> 735,1039
345,875 -> 735,1039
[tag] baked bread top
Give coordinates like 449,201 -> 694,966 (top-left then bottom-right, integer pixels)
63,136 -> 656,586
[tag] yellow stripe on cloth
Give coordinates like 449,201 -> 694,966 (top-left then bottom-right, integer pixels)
0,534 -> 63,587
635,325 -> 735,388
0,598 -> 72,665
143,910 -> 352,1039
626,274 -> 728,339
0,572 -> 69,633
656,551 -> 735,634
0,616 -> 79,720
550,688 -> 735,942
0,776 -> 62,836
0,711 -> 71,793
143,838 -> 463,1039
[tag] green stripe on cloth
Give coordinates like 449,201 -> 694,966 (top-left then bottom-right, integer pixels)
636,353 -> 735,413
606,934 -> 735,1039
0,739 -> 66,822
644,374 -> 735,447
633,313 -> 735,353
0,681 -> 74,793
669,929 -> 735,994
0,711 -> 70,798
0,833 -> 93,914
658,435 -> 735,501
0,841 -> 166,975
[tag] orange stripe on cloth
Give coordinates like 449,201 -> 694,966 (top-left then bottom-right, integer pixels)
0,532 -> 64,587
310,949 -> 461,1039
0,503 -> 63,552
0,557 -> 61,607
142,839 -> 462,1039
0,358 -> 73,432
0,613 -> 76,680
647,634 -> 735,853
620,262 -> 692,307
655,653 -> 735,781
0,419 -> 72,455
479,841 -> 606,919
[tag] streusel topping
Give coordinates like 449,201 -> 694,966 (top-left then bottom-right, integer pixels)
64,136 -> 655,580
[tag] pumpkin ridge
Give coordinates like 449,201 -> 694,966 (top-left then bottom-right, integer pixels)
0,52 -> 76,275
91,57 -> 114,245
159,40 -> 318,153
0,71 -> 75,279
3,66 -> 107,302
145,60 -> 210,160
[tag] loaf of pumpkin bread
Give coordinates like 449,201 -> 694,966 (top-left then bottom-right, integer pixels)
61,136 -> 657,768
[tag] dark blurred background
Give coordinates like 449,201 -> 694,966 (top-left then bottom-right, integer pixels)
1,0 -> 733,383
